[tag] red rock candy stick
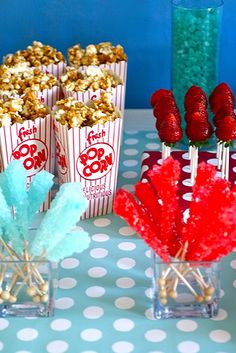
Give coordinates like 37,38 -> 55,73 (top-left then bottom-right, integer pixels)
113,189 -> 170,261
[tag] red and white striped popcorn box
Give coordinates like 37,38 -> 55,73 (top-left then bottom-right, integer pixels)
35,86 -> 60,109
39,61 -> 67,79
0,115 -> 54,210
62,82 -> 125,116
54,116 -> 123,219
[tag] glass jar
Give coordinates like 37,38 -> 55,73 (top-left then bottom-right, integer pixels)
172,0 -> 223,113
0,260 -> 58,317
152,251 -> 221,319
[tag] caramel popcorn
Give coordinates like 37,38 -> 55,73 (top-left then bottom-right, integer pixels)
4,41 -> 65,68
68,42 -> 127,68
60,66 -> 122,92
0,91 -> 48,127
0,65 -> 59,97
53,92 -> 120,128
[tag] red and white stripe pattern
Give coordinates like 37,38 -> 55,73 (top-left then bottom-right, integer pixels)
54,117 -> 123,219
35,86 -> 60,109
0,115 -> 54,210
39,62 -> 67,79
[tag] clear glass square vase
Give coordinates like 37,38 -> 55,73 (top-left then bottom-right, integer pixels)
0,260 -> 57,317
152,251 -> 221,319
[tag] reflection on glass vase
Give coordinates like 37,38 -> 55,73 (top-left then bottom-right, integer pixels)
0,260 -> 58,317
152,251 -> 221,319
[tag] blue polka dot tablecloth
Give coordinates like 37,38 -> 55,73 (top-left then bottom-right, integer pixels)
1,130 -> 236,353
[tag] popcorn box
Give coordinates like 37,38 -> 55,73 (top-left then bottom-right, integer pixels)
0,115 -> 54,210
39,61 -> 67,79
62,81 -> 125,116
54,116 -> 123,219
35,86 -> 60,109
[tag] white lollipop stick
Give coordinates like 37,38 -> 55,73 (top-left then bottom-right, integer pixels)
217,142 -> 222,170
221,144 -> 226,179
225,145 -> 230,181
190,146 -> 198,185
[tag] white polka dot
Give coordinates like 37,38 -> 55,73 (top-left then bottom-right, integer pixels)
60,258 -> 79,269
231,153 -> 236,160
83,306 -> 104,319
182,178 -> 192,187
55,297 -> 74,310
176,319 -> 198,332
145,329 -> 167,342
59,277 -> 77,289
125,130 -> 138,135
145,267 -> 153,278
211,309 -> 228,321
121,184 -> 135,192
145,249 -> 151,258
182,152 -> 190,160
233,167 -> 236,173
88,266 -> 107,278
220,289 -> 225,298
146,132 -> 157,139
157,158 -> 162,165
119,226 -> 136,236
71,225 -> 84,232
85,286 -> 105,298
145,308 -> 155,320
112,341 -> 134,353
209,330 -> 231,343
122,171 -> 138,179
17,328 -> 38,341
123,160 -> 138,167
141,165 -> 149,174
230,259 -> 236,269
207,158 -> 218,166
50,319 -> 72,331
116,277 -> 135,288
177,341 -> 200,353
117,257 -> 136,270
15,351 -> 31,353
141,152 -> 150,161
145,143 -> 160,150
182,165 -> 191,173
93,218 -> 111,227
124,138 -> 138,145
115,297 -> 135,309
183,208 -> 190,223
142,178 -> 148,183
123,148 -> 139,156
0,343 -> 3,352
145,288 -> 153,299
46,340 -> 69,353
182,192 -> 192,201
0,319 -> 9,330
175,293 -> 195,303
113,318 -> 135,332
90,248 -> 108,259
92,233 -> 110,242
80,329 -> 102,342
118,242 -> 136,251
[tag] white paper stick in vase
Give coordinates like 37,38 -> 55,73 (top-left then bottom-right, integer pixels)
217,142 -> 222,170
221,144 -> 226,179
225,146 -> 230,181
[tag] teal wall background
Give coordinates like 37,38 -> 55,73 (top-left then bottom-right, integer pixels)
0,0 -> 235,108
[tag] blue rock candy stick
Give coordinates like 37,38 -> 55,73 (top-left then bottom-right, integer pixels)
1,160 -> 29,237
27,170 -> 54,224
0,186 -> 20,248
47,230 -> 90,262
30,182 -> 88,256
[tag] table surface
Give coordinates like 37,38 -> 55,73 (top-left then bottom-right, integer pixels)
1,110 -> 236,353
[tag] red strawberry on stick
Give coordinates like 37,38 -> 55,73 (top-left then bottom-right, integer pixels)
215,115 -> 236,180
158,114 -> 183,159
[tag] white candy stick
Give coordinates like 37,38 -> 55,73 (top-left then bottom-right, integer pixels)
225,145 -> 230,181
189,145 -> 193,160
221,144 -> 226,179
162,142 -> 165,160
190,146 -> 198,185
217,142 -> 222,170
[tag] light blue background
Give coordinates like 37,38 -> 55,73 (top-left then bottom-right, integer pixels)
0,0 -> 235,108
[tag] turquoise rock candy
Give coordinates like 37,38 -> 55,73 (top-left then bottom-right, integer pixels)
30,182 -> 88,256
